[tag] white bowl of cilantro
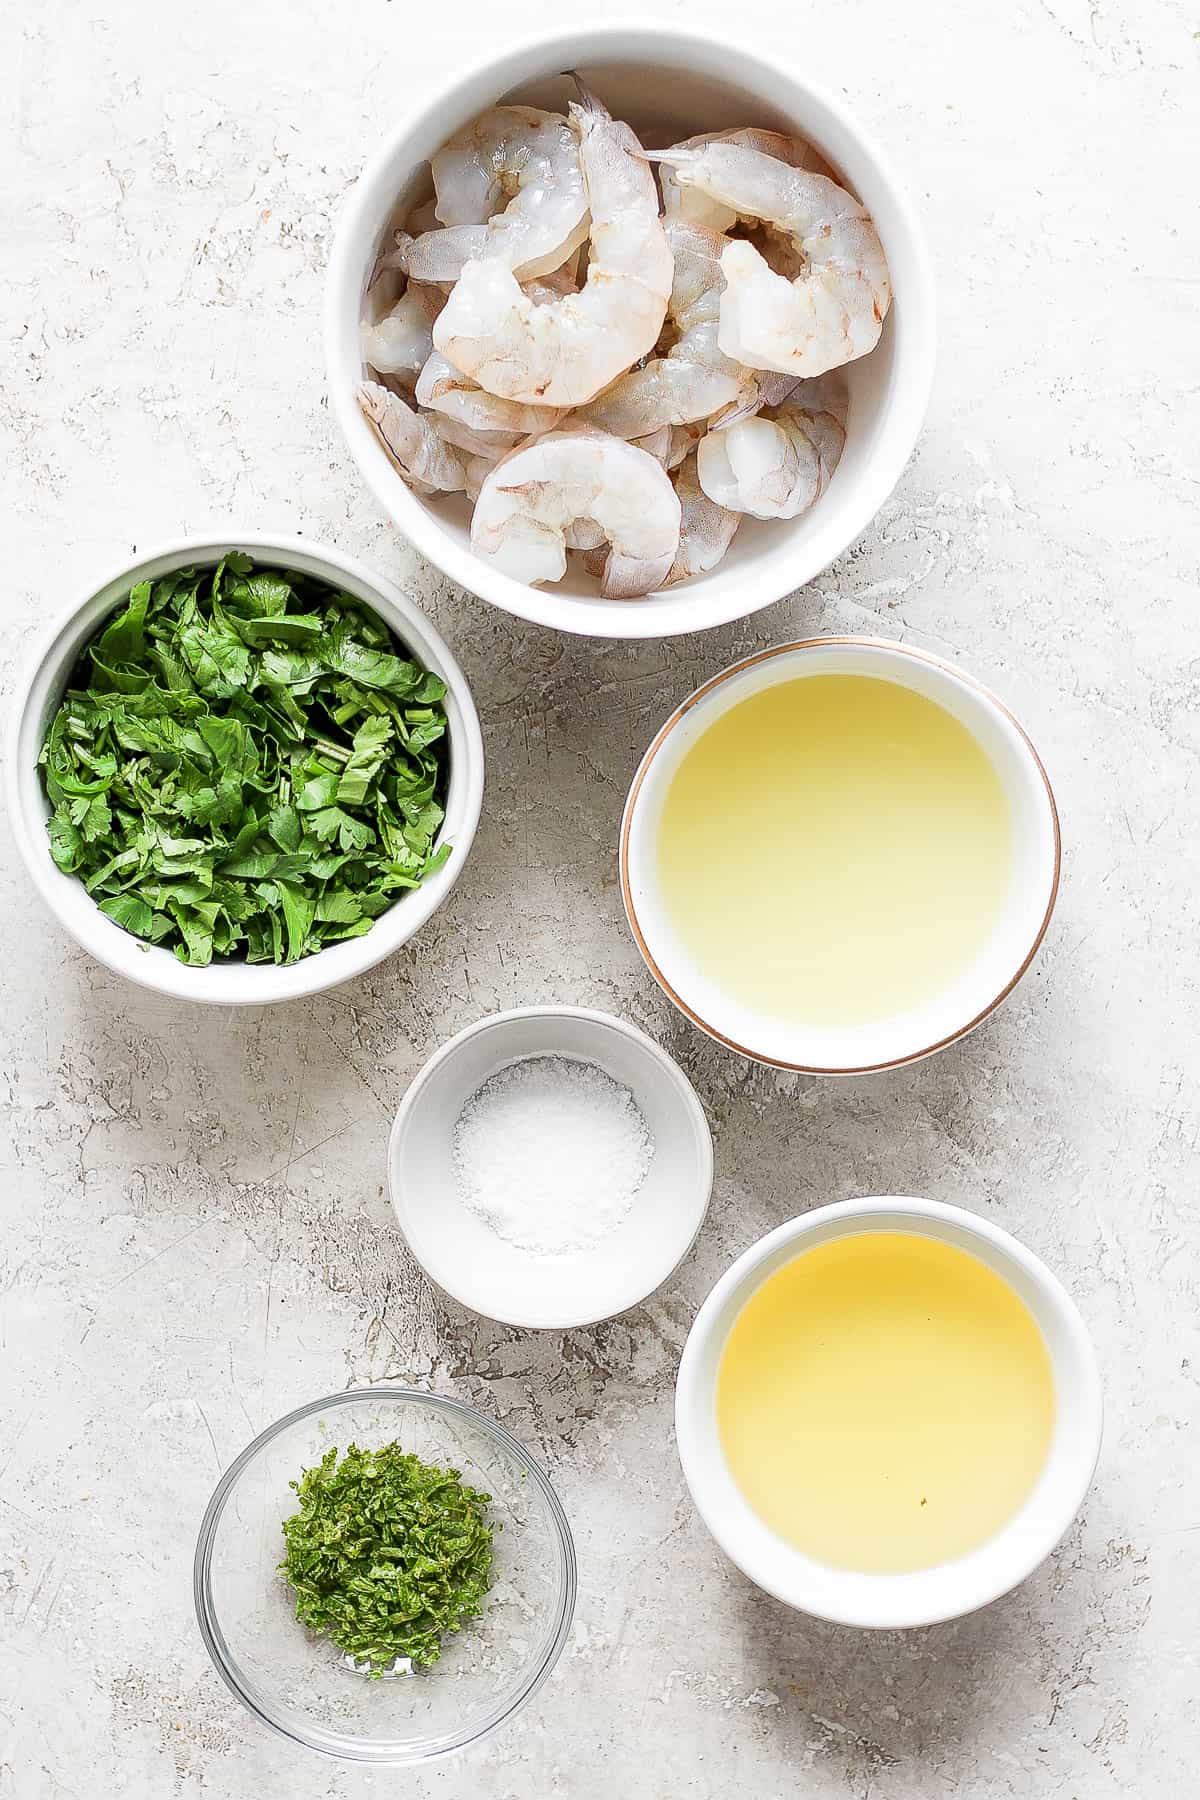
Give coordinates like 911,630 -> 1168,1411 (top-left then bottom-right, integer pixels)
6,533 -> 484,1003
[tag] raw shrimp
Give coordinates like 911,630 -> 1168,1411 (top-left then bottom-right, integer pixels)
361,284 -> 444,383
564,518 -> 607,551
433,88 -> 673,408
405,197 -> 442,235
663,453 -> 741,583
696,378 -> 846,519
369,221 -> 446,291
653,142 -> 891,378
581,449 -> 737,586
707,371 -> 801,434
425,411 -> 518,459
369,233 -> 411,287
666,421 -> 707,466
579,222 -> 801,438
628,423 -> 705,472
415,351 -> 563,440
658,128 -> 829,233
470,428 -> 681,598
629,424 -> 676,469
403,107 -> 589,284
367,247 -> 579,401
464,451 -> 502,503
357,381 -> 468,495
524,256 -> 582,301
579,219 -> 755,437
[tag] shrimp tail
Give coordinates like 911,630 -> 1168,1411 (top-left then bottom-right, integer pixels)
368,230 -> 413,290
567,72 -> 610,119
357,380 -> 391,431
758,372 -> 804,409
711,375 -> 802,433
642,147 -> 701,187
357,380 -> 467,495
710,393 -> 761,434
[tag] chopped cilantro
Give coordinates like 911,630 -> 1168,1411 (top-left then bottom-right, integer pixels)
37,553 -> 451,966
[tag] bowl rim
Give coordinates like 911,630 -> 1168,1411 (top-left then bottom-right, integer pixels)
387,1004 -> 715,1329
619,634 -> 1062,1073
193,1384 -> 578,1764
323,20 -> 937,640
4,529 -> 485,1005
674,1196 -> 1104,1629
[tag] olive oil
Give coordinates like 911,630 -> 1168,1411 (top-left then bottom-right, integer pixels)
655,674 -> 1013,1027
716,1232 -> 1055,1573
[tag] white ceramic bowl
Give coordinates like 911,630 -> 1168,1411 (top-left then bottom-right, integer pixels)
676,1197 -> 1103,1629
621,636 -> 1061,1073
325,24 -> 935,639
388,1007 -> 713,1329
5,532 -> 484,1005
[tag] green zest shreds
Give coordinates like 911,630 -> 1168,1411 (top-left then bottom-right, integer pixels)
278,1442 -> 496,1673
37,554 -> 451,966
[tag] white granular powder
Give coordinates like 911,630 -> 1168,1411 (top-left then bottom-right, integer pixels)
451,1055 -> 654,1256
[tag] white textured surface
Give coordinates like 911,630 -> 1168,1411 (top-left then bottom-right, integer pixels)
1,1 -> 1197,1795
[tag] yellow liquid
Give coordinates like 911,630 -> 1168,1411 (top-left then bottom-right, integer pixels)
716,1233 -> 1054,1573
656,674 -> 1012,1027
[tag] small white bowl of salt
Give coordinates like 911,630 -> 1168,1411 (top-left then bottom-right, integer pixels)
388,1007 -> 713,1328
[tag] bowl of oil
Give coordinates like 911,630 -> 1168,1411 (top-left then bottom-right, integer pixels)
620,636 -> 1060,1073
674,1197 -> 1102,1629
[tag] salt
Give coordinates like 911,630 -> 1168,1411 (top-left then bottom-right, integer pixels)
451,1056 -> 654,1256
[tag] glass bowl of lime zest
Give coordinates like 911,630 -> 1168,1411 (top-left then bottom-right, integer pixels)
193,1387 -> 576,1764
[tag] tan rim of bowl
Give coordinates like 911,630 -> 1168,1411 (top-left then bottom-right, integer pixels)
619,636 -> 1062,1075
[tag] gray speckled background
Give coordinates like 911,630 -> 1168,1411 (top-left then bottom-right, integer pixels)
2,1 -> 1197,1794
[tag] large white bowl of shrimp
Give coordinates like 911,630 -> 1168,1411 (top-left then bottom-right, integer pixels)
326,25 -> 935,639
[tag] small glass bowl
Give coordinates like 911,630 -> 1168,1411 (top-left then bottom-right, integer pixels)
194,1387 -> 576,1764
